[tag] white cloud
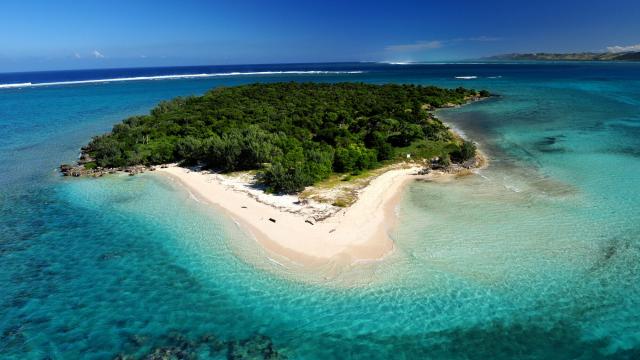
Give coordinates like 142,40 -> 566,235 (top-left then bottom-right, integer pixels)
606,44 -> 640,53
73,52 -> 81,59
92,50 -> 105,58
386,40 -> 443,52
466,36 -> 501,42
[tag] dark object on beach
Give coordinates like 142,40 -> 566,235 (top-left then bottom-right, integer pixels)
305,219 -> 314,225
241,206 -> 247,208
417,167 -> 431,175
329,229 -> 336,233
269,218 -> 276,223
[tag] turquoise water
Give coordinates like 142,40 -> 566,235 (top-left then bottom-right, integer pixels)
1,63 -> 639,359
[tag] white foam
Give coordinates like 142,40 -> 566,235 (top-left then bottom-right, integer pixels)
443,122 -> 468,140
187,190 -> 202,203
455,76 -> 478,80
267,257 -> 287,268
504,183 -> 522,193
0,70 -> 365,89
0,82 -> 32,89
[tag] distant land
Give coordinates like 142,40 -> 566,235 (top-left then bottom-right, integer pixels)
485,51 -> 640,61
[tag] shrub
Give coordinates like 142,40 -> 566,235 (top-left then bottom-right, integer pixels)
450,140 -> 477,162
333,143 -> 377,173
84,82 -> 487,191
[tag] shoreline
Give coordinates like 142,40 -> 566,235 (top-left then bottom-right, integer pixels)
157,165 -> 414,267
58,89 -> 493,268
156,153 -> 486,267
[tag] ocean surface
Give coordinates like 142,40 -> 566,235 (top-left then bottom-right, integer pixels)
1,62 -> 639,359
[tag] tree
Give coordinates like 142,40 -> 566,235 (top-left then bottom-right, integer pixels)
364,131 -> 394,161
334,143 -> 377,173
84,82 -> 486,190
450,140 -> 477,162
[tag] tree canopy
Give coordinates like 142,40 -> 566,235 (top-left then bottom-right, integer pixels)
85,82 -> 483,193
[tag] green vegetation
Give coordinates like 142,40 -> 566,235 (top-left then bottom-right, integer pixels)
85,82 -> 484,193
451,140 -> 477,163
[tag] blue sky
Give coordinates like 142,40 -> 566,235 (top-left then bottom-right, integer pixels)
1,0 -> 639,71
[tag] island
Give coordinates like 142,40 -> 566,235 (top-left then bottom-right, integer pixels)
484,51 -> 640,62
62,82 -> 490,266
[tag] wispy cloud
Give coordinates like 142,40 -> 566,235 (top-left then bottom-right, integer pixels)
465,36 -> 501,42
386,36 -> 500,53
606,43 -> 640,53
386,40 -> 443,52
92,50 -> 105,58
73,52 -> 81,59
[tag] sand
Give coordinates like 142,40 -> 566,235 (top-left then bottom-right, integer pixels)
157,164 -> 429,266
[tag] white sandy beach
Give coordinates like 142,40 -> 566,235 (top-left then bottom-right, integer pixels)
158,164 -> 431,266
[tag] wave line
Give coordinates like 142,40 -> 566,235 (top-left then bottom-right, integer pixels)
0,70 -> 365,89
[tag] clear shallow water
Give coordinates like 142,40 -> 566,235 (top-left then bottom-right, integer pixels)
1,63 -> 640,359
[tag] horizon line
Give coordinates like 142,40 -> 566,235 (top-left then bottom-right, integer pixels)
0,60 -> 490,75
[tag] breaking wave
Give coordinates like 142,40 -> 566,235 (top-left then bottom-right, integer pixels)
0,70 -> 365,89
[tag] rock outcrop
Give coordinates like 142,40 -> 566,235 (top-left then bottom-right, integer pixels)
60,163 -> 154,178
113,332 -> 288,360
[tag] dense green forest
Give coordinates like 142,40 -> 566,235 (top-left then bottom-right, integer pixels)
85,82 -> 486,193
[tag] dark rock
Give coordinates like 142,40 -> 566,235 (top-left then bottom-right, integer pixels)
114,353 -> 135,360
60,163 -> 105,177
462,158 -> 477,169
78,153 -> 94,164
227,334 -> 287,360
1,324 -> 26,349
61,157 -> 154,178
417,167 -> 431,175
98,251 -> 122,261
117,331 -> 287,360
144,346 -> 195,360
201,334 -> 226,353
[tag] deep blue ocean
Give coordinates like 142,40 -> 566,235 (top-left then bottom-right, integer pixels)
1,62 -> 639,359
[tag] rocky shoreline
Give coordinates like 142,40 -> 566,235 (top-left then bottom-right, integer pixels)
59,151 -> 166,177
60,163 -> 160,177
60,151 -> 482,179
60,95 -> 489,180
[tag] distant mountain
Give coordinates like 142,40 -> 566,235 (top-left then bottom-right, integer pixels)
484,52 -> 640,62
